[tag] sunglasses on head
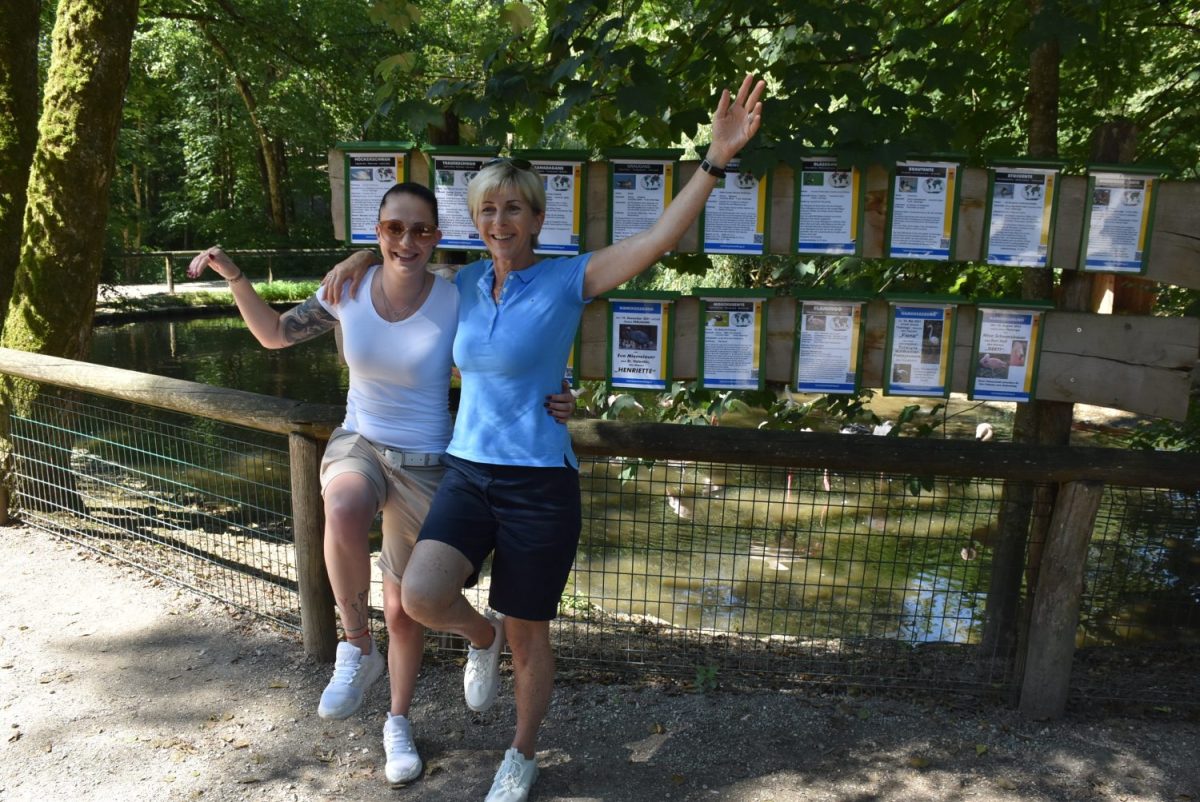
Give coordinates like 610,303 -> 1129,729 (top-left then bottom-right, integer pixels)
484,157 -> 533,171
377,220 -> 438,242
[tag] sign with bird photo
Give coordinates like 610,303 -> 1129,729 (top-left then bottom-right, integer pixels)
969,302 -> 1050,403
696,289 -> 770,390
793,297 -> 868,394
605,291 -> 678,391
882,297 -> 957,397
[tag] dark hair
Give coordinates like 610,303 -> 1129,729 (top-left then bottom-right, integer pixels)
378,182 -> 438,226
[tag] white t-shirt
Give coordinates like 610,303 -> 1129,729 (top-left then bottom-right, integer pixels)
316,264 -> 458,452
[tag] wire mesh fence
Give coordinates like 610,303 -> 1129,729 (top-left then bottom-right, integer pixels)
4,380 -> 1198,702
9,386 -> 299,628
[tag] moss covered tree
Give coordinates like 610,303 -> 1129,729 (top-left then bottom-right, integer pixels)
1,0 -> 138,520
0,0 -> 41,317
1,0 -> 138,359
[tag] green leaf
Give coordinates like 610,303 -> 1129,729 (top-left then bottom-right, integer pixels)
375,53 -> 416,80
499,1 -> 535,33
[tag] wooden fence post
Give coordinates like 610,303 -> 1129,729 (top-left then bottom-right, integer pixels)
1018,479 -> 1105,719
289,431 -> 336,661
164,255 -> 174,294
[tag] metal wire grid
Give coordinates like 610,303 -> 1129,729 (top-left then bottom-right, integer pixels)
10,386 -> 300,628
1069,485 -> 1200,703
555,456 -> 1042,692
7,384 -> 1198,701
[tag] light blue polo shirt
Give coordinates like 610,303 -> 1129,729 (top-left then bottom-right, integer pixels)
447,252 -> 592,468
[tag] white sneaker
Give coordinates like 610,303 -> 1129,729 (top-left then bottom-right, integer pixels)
317,640 -> 384,719
485,747 -> 538,802
464,612 -> 505,712
382,713 -> 422,785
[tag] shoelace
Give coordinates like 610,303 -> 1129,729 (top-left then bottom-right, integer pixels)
384,725 -> 414,754
328,655 -> 361,686
496,755 -> 527,791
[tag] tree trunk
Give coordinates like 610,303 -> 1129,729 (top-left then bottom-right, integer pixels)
981,0 -> 1060,659
0,0 -> 139,518
202,26 -> 289,240
0,0 -> 42,318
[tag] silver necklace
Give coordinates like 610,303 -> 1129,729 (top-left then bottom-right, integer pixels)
375,270 -> 428,322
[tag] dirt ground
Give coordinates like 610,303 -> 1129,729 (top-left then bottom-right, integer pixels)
1,524 -> 1197,802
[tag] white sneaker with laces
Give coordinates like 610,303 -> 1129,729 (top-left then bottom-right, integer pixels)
484,747 -> 538,802
464,611 -> 505,712
382,713 -> 422,785
317,640 -> 384,719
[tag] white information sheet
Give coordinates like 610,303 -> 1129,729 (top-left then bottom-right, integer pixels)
986,167 -> 1057,267
610,300 -> 671,390
887,303 -> 954,397
888,161 -> 958,261
611,160 -> 673,243
972,308 -> 1041,403
795,300 -> 864,394
531,160 -> 583,255
347,152 -> 405,245
702,159 -> 766,254
1082,172 -> 1155,272
431,155 -> 490,250
701,297 -> 764,389
797,158 -> 859,255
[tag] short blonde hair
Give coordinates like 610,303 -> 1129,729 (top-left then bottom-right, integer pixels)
466,160 -> 546,219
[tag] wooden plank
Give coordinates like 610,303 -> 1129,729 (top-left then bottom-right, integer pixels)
585,161 -> 608,252
569,420 -> 1200,488
1042,311 -> 1199,368
955,167 -> 988,261
1145,182 -> 1200,289
862,164 -> 889,258
289,433 -> 337,662
328,150 -> 345,242
0,347 -> 343,438
1035,351 -> 1192,420
768,165 -> 794,255
1019,479 -> 1105,719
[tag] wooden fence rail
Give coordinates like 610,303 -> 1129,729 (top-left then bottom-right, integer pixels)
3,347 -> 1199,716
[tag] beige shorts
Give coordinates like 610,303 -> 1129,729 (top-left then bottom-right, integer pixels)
319,428 -> 444,584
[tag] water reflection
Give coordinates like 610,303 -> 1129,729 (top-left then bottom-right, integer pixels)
90,317 -> 349,405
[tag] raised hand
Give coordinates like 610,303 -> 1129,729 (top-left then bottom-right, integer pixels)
707,73 -> 767,166
187,245 -> 241,281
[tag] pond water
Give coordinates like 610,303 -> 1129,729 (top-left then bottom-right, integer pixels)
86,317 -> 1198,647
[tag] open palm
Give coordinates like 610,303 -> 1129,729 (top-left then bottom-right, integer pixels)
709,74 -> 767,162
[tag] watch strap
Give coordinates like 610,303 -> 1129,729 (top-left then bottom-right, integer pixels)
698,158 -> 727,178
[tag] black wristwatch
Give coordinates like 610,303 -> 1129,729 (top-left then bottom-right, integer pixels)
698,158 -> 727,178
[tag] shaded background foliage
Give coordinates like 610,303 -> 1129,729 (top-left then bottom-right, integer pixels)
104,0 -> 1197,295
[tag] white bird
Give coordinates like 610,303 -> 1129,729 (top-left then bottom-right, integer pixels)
975,422 -> 995,442
665,491 -> 692,520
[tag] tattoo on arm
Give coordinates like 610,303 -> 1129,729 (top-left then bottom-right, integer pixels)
280,296 -> 337,344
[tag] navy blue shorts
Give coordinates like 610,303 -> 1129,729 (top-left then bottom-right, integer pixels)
418,453 -> 581,621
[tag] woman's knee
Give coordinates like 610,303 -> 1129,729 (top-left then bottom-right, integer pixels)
323,490 -> 375,543
384,588 -> 420,634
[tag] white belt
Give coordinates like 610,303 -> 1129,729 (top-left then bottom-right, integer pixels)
383,449 -> 443,468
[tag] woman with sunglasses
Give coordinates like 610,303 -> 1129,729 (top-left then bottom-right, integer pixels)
186,182 -> 576,788
325,73 -> 765,802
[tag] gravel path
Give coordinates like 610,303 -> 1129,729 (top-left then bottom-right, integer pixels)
1,524 -> 1196,802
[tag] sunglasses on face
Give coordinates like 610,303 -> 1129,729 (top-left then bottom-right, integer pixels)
484,157 -> 534,171
377,220 -> 438,242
